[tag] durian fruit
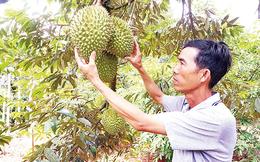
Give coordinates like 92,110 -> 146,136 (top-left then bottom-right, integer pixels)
96,50 -> 118,83
106,16 -> 134,58
101,108 -> 126,135
69,5 -> 113,60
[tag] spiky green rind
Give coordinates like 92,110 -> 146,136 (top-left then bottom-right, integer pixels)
101,108 -> 126,135
106,17 -> 134,58
70,5 -> 113,60
96,50 -> 118,83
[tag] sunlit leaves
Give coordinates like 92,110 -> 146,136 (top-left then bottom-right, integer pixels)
1,0 -> 259,161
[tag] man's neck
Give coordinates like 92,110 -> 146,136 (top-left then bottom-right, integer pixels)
184,87 -> 212,109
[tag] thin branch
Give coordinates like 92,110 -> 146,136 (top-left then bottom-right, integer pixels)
99,100 -> 108,111
50,23 -> 70,26
247,64 -> 259,81
188,0 -> 196,39
258,0 -> 260,19
87,119 -> 101,136
110,0 -> 134,10
181,0 -> 185,19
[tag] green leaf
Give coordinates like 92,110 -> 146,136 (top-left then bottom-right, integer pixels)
90,145 -> 97,152
205,10 -> 211,17
255,98 -> 260,113
229,17 -> 239,24
57,108 -> 77,119
0,39 -> 5,47
44,148 -> 60,162
51,137 -> 62,146
79,131 -> 87,144
0,62 -> 9,71
75,136 -> 86,149
44,119 -> 52,133
25,38 -> 31,48
78,118 -> 91,127
208,9 -> 216,15
51,116 -> 57,134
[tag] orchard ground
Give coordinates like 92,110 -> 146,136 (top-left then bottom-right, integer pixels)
0,132 -> 259,162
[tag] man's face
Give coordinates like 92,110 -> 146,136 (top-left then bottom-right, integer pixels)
173,47 -> 204,93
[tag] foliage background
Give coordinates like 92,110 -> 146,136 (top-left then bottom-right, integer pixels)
0,0 -> 259,161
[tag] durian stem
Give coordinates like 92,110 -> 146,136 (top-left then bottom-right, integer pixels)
109,76 -> 117,92
98,76 -> 117,111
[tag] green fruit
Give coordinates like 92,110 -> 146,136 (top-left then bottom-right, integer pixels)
101,108 -> 126,135
70,5 -> 113,60
96,50 -> 118,83
106,17 -> 134,58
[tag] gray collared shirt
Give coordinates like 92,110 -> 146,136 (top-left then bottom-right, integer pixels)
158,92 -> 236,162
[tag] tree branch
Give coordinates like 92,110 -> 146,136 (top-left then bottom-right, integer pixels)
103,0 -> 134,12
99,100 -> 108,111
188,0 -> 197,39
247,64 -> 259,81
113,0 -> 134,10
181,0 -> 185,19
258,0 -> 260,19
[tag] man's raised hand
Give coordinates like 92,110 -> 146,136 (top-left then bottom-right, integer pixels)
74,48 -> 101,84
124,39 -> 143,69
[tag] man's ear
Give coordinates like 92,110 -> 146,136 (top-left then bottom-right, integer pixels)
200,69 -> 211,82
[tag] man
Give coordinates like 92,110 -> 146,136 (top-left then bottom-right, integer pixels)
75,38 -> 237,162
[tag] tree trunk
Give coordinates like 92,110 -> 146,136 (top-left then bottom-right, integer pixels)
258,0 -> 260,19
18,85 -> 21,112
181,0 -> 185,18
6,73 -> 11,127
2,88 -> 6,122
29,78 -> 35,151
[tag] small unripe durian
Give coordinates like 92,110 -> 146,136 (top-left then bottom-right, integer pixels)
101,108 -> 126,135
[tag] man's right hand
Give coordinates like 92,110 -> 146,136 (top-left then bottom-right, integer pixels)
125,39 -> 143,70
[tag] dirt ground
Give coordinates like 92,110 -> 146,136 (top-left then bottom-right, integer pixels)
0,135 -> 33,162
0,135 -> 146,162
1,134 -> 258,162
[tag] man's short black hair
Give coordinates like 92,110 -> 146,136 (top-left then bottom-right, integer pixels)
183,39 -> 232,89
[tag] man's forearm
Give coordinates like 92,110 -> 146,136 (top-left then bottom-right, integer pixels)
92,79 -> 166,135
137,66 -> 164,105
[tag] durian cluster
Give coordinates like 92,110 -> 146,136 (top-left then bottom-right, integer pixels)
70,5 -> 134,83
101,108 -> 126,135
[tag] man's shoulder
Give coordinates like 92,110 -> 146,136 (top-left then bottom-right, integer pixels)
162,95 -> 186,112
203,103 -> 236,133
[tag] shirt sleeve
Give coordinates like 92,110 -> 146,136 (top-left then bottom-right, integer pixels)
162,95 -> 185,112
160,110 -> 222,151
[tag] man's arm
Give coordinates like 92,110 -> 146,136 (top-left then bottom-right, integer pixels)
75,48 -> 166,135
125,39 -> 165,105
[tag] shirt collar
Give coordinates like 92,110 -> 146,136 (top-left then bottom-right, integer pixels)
184,91 -> 221,110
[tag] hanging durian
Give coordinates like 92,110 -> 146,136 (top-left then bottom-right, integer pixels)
101,108 -> 126,135
95,50 -> 118,83
69,5 -> 113,60
106,16 -> 134,58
